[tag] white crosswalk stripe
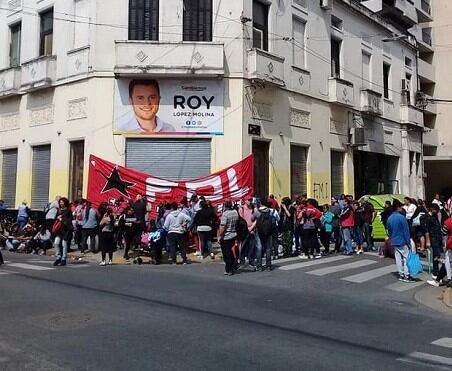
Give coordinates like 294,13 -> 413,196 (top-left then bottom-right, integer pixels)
6,263 -> 55,271
431,338 -> 452,349
278,256 -> 349,271
384,273 -> 428,292
341,265 -> 396,283
399,352 -> 452,368
306,259 -> 377,276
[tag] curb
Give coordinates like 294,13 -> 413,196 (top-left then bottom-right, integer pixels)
414,285 -> 452,315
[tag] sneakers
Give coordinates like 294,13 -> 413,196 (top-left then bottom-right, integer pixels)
399,275 -> 416,283
299,254 -> 309,260
314,254 -> 322,259
357,249 -> 364,255
427,279 -> 440,287
107,260 -> 113,265
60,260 -> 66,266
210,253 -> 215,260
99,261 -> 106,266
53,259 -> 61,266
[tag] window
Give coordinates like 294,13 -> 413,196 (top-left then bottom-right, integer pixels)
331,38 -> 341,78
404,73 -> 412,105
292,17 -> 306,68
73,0 -> 90,48
39,8 -> 54,56
361,51 -> 371,88
129,0 -> 159,41
9,23 -> 21,67
253,1 -> 269,51
405,56 -> 412,68
183,0 -> 212,42
383,62 -> 391,99
331,15 -> 343,30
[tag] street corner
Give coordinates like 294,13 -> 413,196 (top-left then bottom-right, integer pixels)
414,285 -> 452,315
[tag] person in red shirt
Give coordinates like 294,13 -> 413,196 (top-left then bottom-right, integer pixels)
267,195 -> 280,212
299,200 -> 322,259
340,199 -> 355,255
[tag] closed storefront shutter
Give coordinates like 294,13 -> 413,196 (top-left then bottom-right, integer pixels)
331,151 -> 344,198
126,138 -> 211,181
31,145 -> 51,209
1,149 -> 18,207
290,145 -> 307,196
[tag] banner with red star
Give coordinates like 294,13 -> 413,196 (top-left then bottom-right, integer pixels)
87,154 -> 254,215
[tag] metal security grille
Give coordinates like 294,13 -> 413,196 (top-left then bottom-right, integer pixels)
31,145 -> 51,210
331,151 -> 344,198
128,0 -> 159,41
125,138 -> 211,181
1,149 -> 18,207
290,145 -> 307,197
183,0 -> 212,41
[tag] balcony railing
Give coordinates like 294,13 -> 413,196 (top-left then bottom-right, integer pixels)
329,77 -> 354,107
0,67 -> 21,98
246,48 -> 285,86
20,55 -> 56,91
421,0 -> 431,15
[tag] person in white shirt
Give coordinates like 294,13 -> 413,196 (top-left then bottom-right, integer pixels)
431,193 -> 444,210
403,197 -> 417,221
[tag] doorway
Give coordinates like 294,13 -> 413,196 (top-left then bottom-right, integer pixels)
69,140 -> 85,201
252,140 -> 269,200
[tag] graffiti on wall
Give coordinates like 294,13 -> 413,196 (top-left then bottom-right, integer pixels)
313,182 -> 329,202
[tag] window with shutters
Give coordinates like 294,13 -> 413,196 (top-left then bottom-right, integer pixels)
331,38 -> 341,78
253,1 -> 269,51
362,51 -> 371,89
292,17 -> 306,68
330,151 -> 344,198
290,145 -> 307,197
183,0 -> 212,42
129,0 -> 159,41
39,8 -> 54,56
9,23 -> 21,67
383,62 -> 391,99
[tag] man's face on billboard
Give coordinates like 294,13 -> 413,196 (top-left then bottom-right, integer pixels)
130,83 -> 160,122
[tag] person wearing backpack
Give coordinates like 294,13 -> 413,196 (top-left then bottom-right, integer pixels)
252,199 -> 275,271
218,200 -> 239,275
80,200 -> 99,254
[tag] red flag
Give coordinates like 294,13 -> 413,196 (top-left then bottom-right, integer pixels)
87,154 -> 254,215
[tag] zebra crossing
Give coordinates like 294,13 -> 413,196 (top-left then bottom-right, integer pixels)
274,253 -> 429,293
398,337 -> 452,369
0,258 -> 91,276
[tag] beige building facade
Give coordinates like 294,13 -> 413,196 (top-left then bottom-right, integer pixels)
0,0 -> 431,210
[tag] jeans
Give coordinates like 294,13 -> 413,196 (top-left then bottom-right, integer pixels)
320,230 -> 332,253
197,230 -> 212,256
431,239 -> 443,276
342,227 -> 353,254
362,222 -> 374,250
239,233 -> 255,264
294,225 -> 302,254
81,228 -> 98,253
167,233 -> 187,262
255,234 -> 272,268
221,238 -> 236,273
354,226 -> 363,247
17,217 -> 28,232
394,244 -> 410,277
446,250 -> 452,280
54,236 -> 68,261
272,228 -> 279,257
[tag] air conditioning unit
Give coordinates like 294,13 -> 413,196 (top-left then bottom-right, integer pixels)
320,0 -> 332,10
350,127 -> 367,147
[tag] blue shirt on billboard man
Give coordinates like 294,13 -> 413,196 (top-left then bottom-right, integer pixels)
117,79 -> 175,134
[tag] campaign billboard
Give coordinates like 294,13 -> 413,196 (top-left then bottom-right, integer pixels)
113,78 -> 224,135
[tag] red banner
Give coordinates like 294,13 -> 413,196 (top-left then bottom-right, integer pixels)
87,154 -> 254,214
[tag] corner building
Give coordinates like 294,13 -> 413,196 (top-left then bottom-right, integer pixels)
0,0 -> 431,209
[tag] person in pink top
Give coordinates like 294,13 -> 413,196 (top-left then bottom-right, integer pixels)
239,198 -> 257,266
340,199 -> 355,255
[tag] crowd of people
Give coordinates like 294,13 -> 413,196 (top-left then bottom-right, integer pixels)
0,192 -> 451,286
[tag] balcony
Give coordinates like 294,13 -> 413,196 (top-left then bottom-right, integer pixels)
115,41 -> 224,77
329,77 -> 354,107
400,104 -> 424,126
418,58 -> 435,83
361,0 -> 418,28
67,46 -> 90,77
423,129 -> 438,147
423,94 -> 437,115
20,55 -> 56,91
0,67 -> 21,98
246,49 -> 285,86
360,89 -> 382,115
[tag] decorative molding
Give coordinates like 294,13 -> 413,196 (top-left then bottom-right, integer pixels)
290,109 -> 311,129
29,105 -> 53,127
67,98 -> 88,121
0,113 -> 19,132
330,119 -> 348,136
252,101 -> 273,122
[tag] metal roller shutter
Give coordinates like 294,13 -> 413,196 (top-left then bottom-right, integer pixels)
1,149 -> 18,207
331,151 -> 344,198
31,145 -> 51,209
126,139 -> 211,180
290,145 -> 307,197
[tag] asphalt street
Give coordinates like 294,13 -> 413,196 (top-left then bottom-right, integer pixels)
1,251 -> 451,371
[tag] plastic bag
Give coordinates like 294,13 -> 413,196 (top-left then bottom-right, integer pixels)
407,251 -> 423,277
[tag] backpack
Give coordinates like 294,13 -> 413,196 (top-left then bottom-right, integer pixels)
256,211 -> 272,237
51,219 -> 63,235
302,212 -> 315,229
236,216 -> 249,241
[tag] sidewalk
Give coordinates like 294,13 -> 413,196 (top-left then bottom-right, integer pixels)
415,285 -> 452,314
